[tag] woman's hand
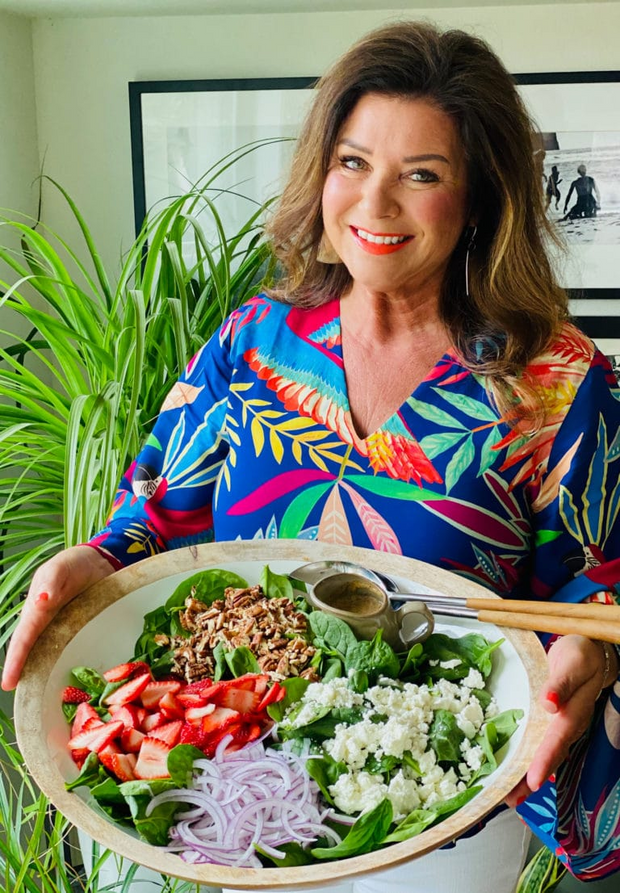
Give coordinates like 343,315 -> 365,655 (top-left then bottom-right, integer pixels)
505,634 -> 617,807
1,546 -> 115,691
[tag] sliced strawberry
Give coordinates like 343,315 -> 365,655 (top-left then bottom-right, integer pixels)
159,691 -> 185,720
176,690 -> 210,708
136,707 -> 148,728
183,679 -> 225,697
142,711 -> 165,732
185,703 -> 216,726
103,661 -> 150,683
226,721 -> 265,752
120,727 -> 145,753
71,748 -> 90,768
111,704 -> 142,730
256,682 -> 286,712
219,687 -> 262,715
71,703 -> 100,736
62,686 -> 91,704
68,720 -> 124,753
179,723 -> 209,750
134,737 -> 171,780
98,742 -> 121,773
110,752 -> 137,782
103,673 -> 151,707
140,679 -> 182,709
200,706 -> 239,735
228,673 -> 269,693
150,720 -> 183,747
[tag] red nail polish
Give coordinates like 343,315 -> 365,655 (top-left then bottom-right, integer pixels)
546,691 -> 560,708
516,795 -> 528,806
35,591 -> 49,604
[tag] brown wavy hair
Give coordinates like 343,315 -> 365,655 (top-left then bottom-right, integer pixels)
266,20 -> 569,411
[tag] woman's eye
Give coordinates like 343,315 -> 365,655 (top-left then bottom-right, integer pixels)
339,155 -> 366,172
407,169 -> 439,184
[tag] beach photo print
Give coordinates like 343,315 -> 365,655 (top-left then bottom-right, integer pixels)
517,72 -> 620,352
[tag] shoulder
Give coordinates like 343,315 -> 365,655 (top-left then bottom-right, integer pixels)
526,322 -> 595,384
222,293 -> 340,348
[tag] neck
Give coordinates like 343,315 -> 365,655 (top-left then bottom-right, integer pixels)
341,283 -> 447,348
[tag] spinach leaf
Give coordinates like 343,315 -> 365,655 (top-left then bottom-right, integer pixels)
364,753 -> 401,775
384,786 -> 482,843
133,605 -> 172,662
167,744 -> 205,788
311,798 -> 393,859
89,777 -> 133,824
212,641 -> 228,681
267,676 -> 311,723
65,752 -> 106,792
279,707 -> 364,742
308,612 -> 358,661
399,642 -> 424,679
224,646 -> 260,677
165,569 -> 248,613
321,656 -> 345,682
259,565 -> 294,600
471,708 -> 524,781
306,754 -> 347,804
428,709 -> 465,764
348,669 -> 369,693
256,842 -> 314,867
422,633 -> 503,679
345,631 -> 400,682
70,666 -> 106,698
118,779 -> 180,846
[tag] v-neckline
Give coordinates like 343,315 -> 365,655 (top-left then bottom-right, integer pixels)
333,299 -> 456,443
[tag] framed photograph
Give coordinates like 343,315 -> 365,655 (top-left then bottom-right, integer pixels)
515,71 -> 620,351
128,77 -> 317,242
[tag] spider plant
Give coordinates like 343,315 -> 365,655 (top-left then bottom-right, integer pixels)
0,141 -> 278,889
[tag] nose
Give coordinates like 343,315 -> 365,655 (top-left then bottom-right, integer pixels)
359,172 -> 400,219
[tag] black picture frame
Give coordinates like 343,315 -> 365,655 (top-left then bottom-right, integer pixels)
128,76 -> 317,238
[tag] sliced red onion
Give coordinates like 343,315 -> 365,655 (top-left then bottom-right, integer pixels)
146,740 -> 341,868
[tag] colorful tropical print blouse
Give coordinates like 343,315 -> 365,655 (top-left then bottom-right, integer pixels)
90,295 -> 620,879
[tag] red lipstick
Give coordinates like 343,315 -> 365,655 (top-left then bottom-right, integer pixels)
350,226 -> 413,255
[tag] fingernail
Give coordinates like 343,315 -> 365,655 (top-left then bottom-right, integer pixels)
546,691 -> 560,709
516,795 -> 528,806
35,591 -> 49,604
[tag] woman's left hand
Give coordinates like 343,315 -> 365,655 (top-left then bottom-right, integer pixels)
505,633 -> 616,808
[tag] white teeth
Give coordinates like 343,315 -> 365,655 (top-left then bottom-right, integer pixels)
355,228 -> 409,245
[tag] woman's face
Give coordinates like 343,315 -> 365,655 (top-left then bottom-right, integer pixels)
322,93 -> 470,297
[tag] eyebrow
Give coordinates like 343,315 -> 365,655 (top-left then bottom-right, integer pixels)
338,138 -> 450,165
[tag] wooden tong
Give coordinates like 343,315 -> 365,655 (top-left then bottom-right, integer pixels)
392,593 -> 620,643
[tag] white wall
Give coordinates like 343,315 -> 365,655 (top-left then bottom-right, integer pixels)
30,3 -> 620,279
0,10 -> 39,338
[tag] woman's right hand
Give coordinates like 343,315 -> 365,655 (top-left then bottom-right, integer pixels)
1,545 -> 115,691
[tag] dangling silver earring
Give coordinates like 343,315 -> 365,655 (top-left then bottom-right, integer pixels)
465,225 -> 477,298
317,232 -> 341,264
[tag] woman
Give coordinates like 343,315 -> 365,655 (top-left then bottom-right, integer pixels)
3,20 -> 620,892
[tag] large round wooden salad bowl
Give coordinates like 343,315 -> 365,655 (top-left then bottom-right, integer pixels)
15,540 -> 548,889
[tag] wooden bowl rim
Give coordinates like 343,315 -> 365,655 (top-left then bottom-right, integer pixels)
15,540 -> 548,888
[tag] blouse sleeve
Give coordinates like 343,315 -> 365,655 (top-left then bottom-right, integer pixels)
517,350 -> 620,880
86,323 -> 233,568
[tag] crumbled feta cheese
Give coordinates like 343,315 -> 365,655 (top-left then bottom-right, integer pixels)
463,668 -> 484,690
280,646 -> 509,819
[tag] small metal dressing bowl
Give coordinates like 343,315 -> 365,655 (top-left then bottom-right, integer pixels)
291,562 -> 435,648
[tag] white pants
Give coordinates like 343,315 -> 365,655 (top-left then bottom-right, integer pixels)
227,808 -> 532,893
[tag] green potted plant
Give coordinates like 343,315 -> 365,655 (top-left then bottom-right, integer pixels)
0,144 -> 277,890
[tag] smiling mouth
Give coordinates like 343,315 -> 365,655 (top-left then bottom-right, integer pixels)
351,226 -> 413,254
354,227 -> 411,245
